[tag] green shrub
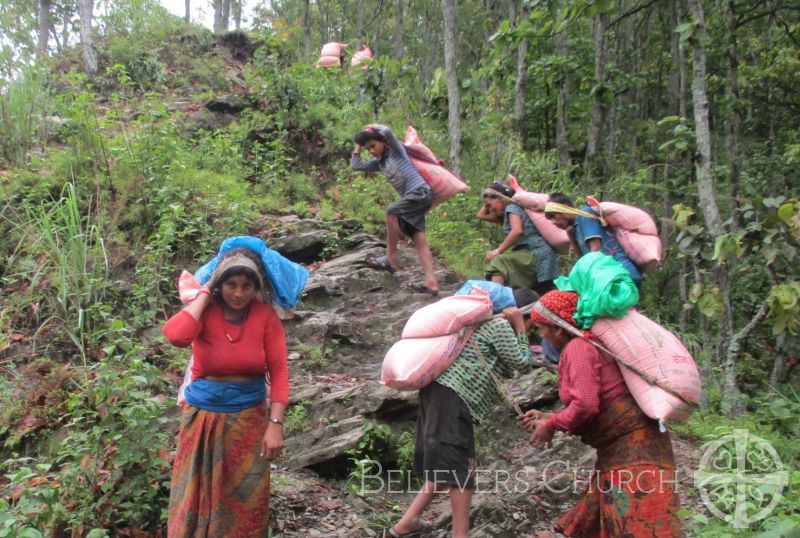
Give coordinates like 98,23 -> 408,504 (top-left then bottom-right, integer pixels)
54,354 -> 173,533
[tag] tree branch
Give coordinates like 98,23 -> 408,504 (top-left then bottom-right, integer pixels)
365,0 -> 385,32
780,21 -> 800,47
725,266 -> 775,361
608,0 -> 660,29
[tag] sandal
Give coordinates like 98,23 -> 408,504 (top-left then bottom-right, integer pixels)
383,520 -> 434,537
367,255 -> 397,274
406,281 -> 439,297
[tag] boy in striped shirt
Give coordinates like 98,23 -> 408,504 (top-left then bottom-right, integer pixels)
351,124 -> 440,296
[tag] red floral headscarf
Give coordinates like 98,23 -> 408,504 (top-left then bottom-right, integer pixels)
530,290 -> 579,327
531,290 -> 596,340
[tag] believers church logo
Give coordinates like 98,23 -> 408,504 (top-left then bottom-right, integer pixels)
694,429 -> 788,528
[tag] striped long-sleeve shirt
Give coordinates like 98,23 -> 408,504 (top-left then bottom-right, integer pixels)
350,124 -> 429,196
436,317 -> 532,423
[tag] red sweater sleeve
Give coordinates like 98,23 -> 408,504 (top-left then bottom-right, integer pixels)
263,309 -> 290,405
163,310 -> 203,348
547,339 -> 602,434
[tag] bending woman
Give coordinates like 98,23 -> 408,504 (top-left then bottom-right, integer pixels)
478,180 -> 559,295
522,290 -> 682,537
163,248 -> 289,537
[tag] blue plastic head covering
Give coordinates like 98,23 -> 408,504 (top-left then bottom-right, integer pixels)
454,280 -> 516,313
194,236 -> 309,309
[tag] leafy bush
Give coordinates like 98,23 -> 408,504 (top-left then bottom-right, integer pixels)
0,459 -> 64,537
283,399 -> 311,433
54,354 -> 173,533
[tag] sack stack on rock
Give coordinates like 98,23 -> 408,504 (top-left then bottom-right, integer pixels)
316,42 -> 347,68
381,289 -> 493,390
507,175 -> 572,254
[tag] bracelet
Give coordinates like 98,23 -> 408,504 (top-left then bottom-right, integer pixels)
197,288 -> 211,297
269,417 -> 283,426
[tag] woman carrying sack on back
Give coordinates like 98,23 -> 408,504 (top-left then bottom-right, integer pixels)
521,290 -> 682,537
163,248 -> 289,537
385,288 -> 539,538
478,180 -> 559,296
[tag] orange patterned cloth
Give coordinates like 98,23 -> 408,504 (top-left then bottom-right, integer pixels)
168,404 -> 271,537
555,394 -> 683,537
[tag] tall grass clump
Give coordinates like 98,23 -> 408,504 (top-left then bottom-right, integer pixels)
0,67 -> 50,167
22,182 -> 109,361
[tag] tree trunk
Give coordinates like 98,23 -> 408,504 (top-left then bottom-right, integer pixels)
687,0 -> 722,236
233,0 -> 242,29
222,0 -> 231,32
687,0 -> 743,416
726,0 -> 741,229
662,0 -> 682,259
769,333 -> 786,387
393,0 -> 404,60
78,0 -> 97,78
303,0 -> 312,59
184,0 -> 190,22
583,12 -> 608,184
678,260 -> 689,332
626,2 -> 640,164
555,6 -> 570,170
61,3 -> 71,52
442,0 -> 461,170
694,258 -> 711,410
513,3 -> 530,144
357,0 -> 365,42
213,0 -> 224,33
38,0 -> 51,60
319,0 -> 329,43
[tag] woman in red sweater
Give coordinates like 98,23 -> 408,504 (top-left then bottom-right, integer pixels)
163,249 -> 290,537
522,291 -> 681,537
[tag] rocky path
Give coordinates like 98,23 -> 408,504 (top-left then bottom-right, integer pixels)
262,215 -> 705,537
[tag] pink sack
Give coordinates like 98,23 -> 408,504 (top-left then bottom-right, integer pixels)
585,197 -> 662,271
410,158 -> 469,207
591,309 -> 701,424
316,55 -> 341,68
590,199 -> 658,236
402,290 -> 493,338
507,175 -> 572,254
351,46 -> 373,71
404,126 -> 438,161
404,126 -> 468,207
611,229 -> 663,273
381,330 -> 473,391
178,270 -> 204,304
320,42 -> 347,57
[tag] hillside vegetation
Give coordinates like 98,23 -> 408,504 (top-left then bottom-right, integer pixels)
0,0 -> 798,536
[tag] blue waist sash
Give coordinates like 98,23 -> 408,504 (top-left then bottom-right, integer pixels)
184,378 -> 266,413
